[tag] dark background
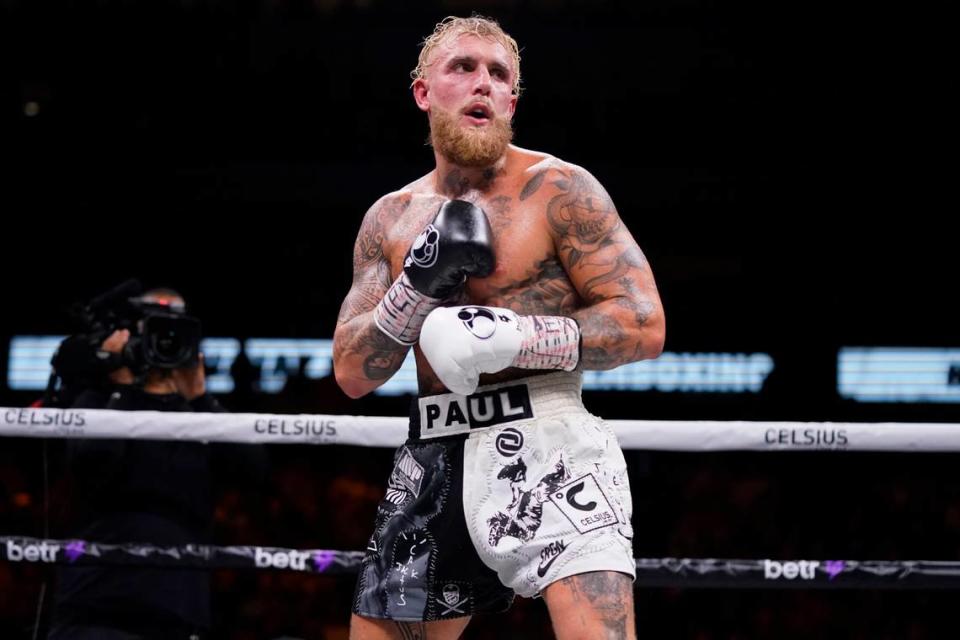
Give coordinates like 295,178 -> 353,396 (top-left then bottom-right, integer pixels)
1,0 -> 958,638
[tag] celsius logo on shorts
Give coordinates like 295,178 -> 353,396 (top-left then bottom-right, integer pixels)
550,474 -> 618,534
408,224 -> 440,268
457,307 -> 506,339
495,428 -> 524,456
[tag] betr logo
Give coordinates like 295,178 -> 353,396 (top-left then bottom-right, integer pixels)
6,540 -> 60,563
254,547 -> 311,571
763,559 -> 820,580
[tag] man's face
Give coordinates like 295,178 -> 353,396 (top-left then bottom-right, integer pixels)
414,33 -> 518,167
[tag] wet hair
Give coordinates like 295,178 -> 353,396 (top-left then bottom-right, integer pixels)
411,15 -> 522,96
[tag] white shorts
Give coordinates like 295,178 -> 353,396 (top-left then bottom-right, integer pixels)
353,371 -> 635,621
458,372 -> 635,597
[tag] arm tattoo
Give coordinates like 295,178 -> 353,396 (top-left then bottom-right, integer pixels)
580,254 -> 645,304
354,204 -> 386,270
577,312 -> 629,370
359,325 -> 408,380
337,260 -> 392,323
557,572 -> 633,639
334,195 -> 412,383
353,196 -> 409,271
546,168 -> 659,370
616,295 -> 655,328
546,170 -> 621,269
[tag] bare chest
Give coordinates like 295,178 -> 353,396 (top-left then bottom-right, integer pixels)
387,193 -> 581,316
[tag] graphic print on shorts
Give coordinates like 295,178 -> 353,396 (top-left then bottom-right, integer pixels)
435,582 -> 472,618
385,446 -> 425,507
487,453 -> 571,546
548,473 -> 619,534
387,530 -> 431,614
495,427 -> 524,457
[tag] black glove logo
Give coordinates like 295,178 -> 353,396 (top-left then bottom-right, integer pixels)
408,225 -> 440,268
457,307 -> 498,339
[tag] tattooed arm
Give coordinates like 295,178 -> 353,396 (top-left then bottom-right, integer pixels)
545,166 -> 665,369
333,195 -> 410,398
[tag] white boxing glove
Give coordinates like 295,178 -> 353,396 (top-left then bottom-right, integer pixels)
419,305 -> 581,395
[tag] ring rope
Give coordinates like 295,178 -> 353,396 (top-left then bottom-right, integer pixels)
6,408 -> 955,590
3,536 -> 957,589
2,407 -> 959,452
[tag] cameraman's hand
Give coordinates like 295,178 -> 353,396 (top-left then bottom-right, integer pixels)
171,352 -> 206,401
102,329 -> 135,385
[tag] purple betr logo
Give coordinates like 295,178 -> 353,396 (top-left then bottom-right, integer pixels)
312,550 -> 334,573
824,560 -> 845,580
64,540 -> 86,563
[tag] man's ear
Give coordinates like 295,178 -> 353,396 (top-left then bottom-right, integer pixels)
413,78 -> 430,113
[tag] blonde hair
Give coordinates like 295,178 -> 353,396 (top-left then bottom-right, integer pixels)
411,15 -> 522,96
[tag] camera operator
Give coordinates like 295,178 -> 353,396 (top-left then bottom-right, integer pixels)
47,288 -> 225,640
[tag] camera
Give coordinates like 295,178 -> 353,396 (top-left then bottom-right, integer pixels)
46,280 -> 203,405
124,309 -> 201,370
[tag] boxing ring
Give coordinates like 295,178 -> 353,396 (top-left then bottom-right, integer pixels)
4,407 -> 960,590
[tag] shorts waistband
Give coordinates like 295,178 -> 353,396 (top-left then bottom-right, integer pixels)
408,371 -> 584,440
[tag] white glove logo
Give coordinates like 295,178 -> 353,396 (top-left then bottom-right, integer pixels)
407,224 -> 440,268
420,305 -> 524,395
457,307 -> 499,339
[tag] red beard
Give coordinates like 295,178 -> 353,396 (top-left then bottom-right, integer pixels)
429,106 -> 513,167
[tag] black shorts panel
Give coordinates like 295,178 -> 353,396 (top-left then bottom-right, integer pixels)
352,438 -> 514,622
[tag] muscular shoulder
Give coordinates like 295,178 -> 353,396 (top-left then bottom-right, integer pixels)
515,153 -> 621,254
514,150 -> 608,205
366,172 -> 448,222
356,187 -> 424,246
356,183 -> 447,267
363,189 -> 414,227
352,191 -> 410,271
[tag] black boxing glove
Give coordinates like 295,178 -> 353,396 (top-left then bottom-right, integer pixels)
374,200 -> 494,345
404,200 -> 495,295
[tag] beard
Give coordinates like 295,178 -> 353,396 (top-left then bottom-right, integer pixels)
429,106 -> 513,168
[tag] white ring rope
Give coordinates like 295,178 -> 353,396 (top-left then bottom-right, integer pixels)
2,406 -> 959,451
